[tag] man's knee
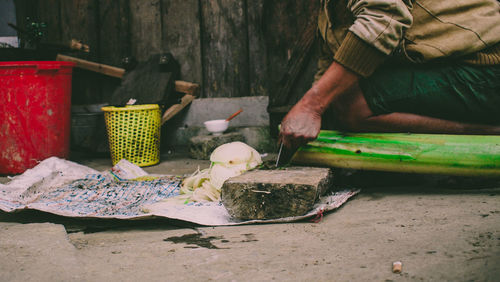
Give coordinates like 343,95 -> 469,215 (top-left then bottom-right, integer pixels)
334,109 -> 366,131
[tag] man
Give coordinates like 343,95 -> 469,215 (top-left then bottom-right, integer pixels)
279,0 -> 500,149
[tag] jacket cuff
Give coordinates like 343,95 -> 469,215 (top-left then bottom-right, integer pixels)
334,31 -> 387,77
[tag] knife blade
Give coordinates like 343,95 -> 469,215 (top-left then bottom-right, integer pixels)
275,142 -> 298,167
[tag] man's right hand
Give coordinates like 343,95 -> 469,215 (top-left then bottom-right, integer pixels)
279,61 -> 360,149
279,99 -> 322,149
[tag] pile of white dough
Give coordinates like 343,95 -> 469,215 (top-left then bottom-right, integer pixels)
179,142 -> 262,202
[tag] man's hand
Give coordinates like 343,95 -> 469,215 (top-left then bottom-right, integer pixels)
279,100 -> 322,149
278,62 -> 360,149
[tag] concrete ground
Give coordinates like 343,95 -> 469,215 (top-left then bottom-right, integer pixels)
1,153 -> 499,281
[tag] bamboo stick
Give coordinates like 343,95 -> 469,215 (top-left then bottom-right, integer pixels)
293,130 -> 500,177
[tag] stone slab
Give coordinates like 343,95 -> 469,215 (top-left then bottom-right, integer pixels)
180,96 -> 269,127
189,132 -> 245,160
237,126 -> 278,153
173,126 -> 277,154
163,96 -> 274,151
221,167 -> 333,220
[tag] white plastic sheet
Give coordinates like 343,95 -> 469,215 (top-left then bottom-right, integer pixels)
0,157 -> 359,225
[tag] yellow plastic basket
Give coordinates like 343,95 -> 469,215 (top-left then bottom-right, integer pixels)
101,104 -> 161,167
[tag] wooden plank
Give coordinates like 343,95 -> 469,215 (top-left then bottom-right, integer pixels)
59,0 -> 102,104
55,56 -> 201,94
268,24 -> 316,107
200,0 -> 249,98
129,0 -> 162,62
294,130 -> 500,177
160,0 -> 202,84
69,39 -> 90,52
174,81 -> 200,96
59,0 -> 98,55
262,0 -> 320,105
161,81 -> 200,125
161,94 -> 196,125
56,54 -> 126,78
98,0 -> 131,66
261,0 -> 320,137
36,0 -> 62,44
97,0 -> 131,103
54,57 -> 200,95
246,0 -> 268,97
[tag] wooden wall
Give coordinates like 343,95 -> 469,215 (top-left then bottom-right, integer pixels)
14,0 -> 320,106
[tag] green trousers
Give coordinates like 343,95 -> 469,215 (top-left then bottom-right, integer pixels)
359,62 -> 500,125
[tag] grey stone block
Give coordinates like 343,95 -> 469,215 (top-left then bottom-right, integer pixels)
221,167 -> 333,220
164,96 -> 273,150
178,126 -> 277,157
236,127 -> 278,153
189,132 -> 245,160
180,96 -> 269,127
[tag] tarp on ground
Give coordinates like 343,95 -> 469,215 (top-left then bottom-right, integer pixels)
0,157 -> 358,226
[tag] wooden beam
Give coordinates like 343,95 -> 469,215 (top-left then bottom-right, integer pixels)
161,94 -> 196,125
129,0 -> 162,62
161,81 -> 199,124
174,81 -> 200,96
161,0 -> 202,85
269,23 -> 316,107
200,1 -> 249,97
57,53 -> 199,109
98,0 -> 131,66
56,54 -> 126,78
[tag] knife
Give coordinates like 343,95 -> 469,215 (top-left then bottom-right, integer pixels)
275,142 -> 298,167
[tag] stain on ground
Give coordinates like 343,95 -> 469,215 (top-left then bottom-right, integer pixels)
241,233 -> 258,243
164,233 -> 228,249
164,233 -> 259,249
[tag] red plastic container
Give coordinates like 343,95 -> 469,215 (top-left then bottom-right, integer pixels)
0,61 -> 75,175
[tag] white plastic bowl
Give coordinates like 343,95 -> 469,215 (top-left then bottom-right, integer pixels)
204,119 -> 229,135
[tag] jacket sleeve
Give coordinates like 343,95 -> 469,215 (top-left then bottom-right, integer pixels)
314,36 -> 335,83
334,0 -> 413,77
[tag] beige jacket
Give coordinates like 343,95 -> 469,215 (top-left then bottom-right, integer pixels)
317,0 -> 500,78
